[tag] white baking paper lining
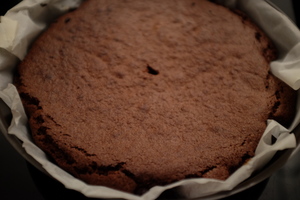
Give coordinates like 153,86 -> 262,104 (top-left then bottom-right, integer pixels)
0,0 -> 300,199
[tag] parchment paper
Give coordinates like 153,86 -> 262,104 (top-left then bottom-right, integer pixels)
0,0 -> 300,199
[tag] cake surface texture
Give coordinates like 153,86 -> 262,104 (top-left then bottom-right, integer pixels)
15,0 -> 296,194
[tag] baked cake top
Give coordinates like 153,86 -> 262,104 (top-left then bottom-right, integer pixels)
15,0 -> 296,194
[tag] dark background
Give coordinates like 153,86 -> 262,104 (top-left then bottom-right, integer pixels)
0,0 -> 299,200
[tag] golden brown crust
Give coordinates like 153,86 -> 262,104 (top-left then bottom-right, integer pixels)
14,0 -> 296,193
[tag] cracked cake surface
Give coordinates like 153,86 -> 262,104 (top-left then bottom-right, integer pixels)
14,0 -> 297,194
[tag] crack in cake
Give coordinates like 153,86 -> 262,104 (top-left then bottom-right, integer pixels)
14,0 -> 297,194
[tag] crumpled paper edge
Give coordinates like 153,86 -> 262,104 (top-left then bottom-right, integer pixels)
3,0 -> 83,60
0,16 -> 18,51
0,0 -> 300,200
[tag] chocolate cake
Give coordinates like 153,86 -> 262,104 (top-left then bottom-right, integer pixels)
14,0 -> 297,194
